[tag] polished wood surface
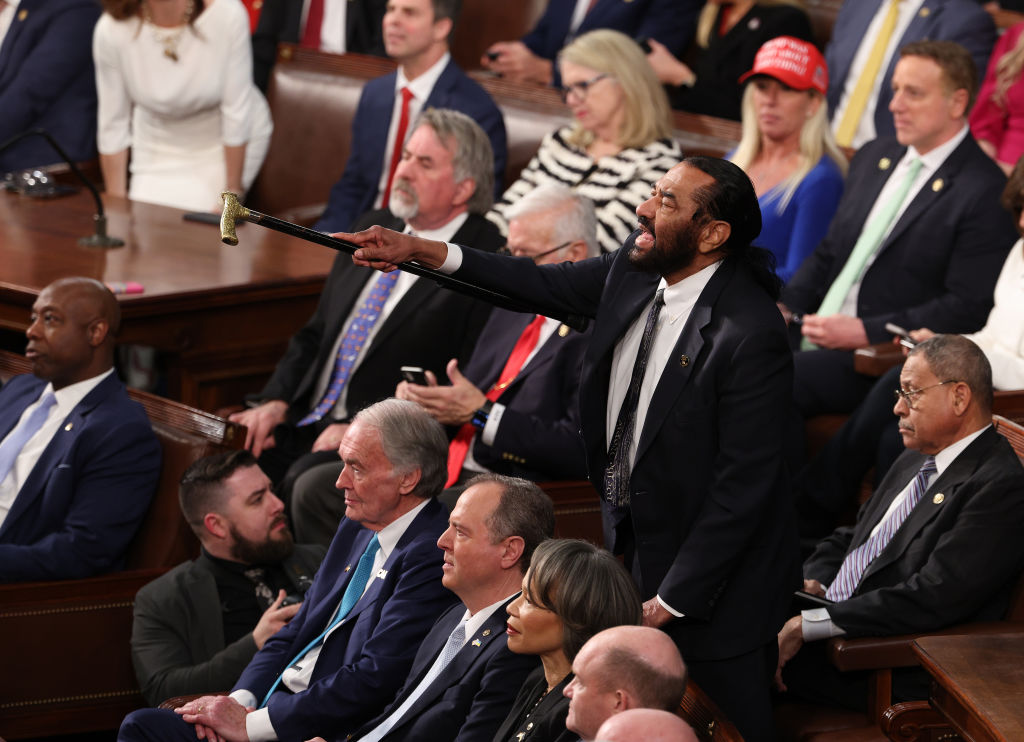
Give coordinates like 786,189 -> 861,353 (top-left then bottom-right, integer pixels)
914,634 -> 1024,742
0,188 -> 334,411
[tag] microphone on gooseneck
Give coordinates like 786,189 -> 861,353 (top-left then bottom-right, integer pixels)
0,128 -> 125,248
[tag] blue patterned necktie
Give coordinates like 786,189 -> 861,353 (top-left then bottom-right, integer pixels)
298,271 -> 401,426
0,391 -> 57,484
259,534 -> 381,707
604,289 -> 665,507
826,457 -> 937,601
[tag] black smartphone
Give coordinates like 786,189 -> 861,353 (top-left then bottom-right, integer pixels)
884,322 -> 917,349
793,590 -> 834,609
400,366 -> 429,385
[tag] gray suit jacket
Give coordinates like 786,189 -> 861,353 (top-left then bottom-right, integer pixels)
130,545 -> 325,705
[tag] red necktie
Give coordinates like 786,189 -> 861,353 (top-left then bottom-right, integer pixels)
381,87 -> 414,209
300,0 -> 324,48
446,315 -> 547,487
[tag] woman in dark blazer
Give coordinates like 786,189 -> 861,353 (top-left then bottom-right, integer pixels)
647,0 -> 813,120
492,540 -> 641,742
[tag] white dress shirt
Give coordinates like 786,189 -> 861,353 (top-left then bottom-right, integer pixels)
802,425 -> 989,641
372,52 -> 451,210
311,213 -> 468,420
830,0 -> 926,149
837,125 -> 969,317
234,499 -> 430,741
0,368 -> 115,529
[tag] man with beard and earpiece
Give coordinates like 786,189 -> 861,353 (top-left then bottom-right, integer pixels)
130,451 -> 326,705
230,108 -> 503,507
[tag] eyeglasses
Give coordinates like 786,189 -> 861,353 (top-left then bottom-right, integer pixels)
893,380 -> 959,409
558,73 -> 609,103
500,241 -> 573,262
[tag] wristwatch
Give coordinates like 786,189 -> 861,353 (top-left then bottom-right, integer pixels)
471,400 -> 495,431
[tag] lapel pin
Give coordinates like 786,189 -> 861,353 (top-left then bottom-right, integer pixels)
482,629 -> 491,636
376,568 -> 388,579
17,9 -> 27,20
932,493 -> 945,504
558,324 -> 569,338
472,638 -> 482,647
344,565 -> 352,572
878,157 -> 892,170
64,422 -> 73,431
747,17 -> 760,30
679,354 -> 690,367
919,6 -> 930,17
932,178 -> 944,192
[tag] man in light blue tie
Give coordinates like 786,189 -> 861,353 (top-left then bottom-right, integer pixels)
118,398 -> 457,742
0,277 -> 160,582
775,334 -> 1024,710
779,40 -> 1017,420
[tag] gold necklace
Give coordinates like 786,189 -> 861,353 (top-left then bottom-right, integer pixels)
142,0 -> 196,62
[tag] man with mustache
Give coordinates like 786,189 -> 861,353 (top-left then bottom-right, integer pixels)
130,450 -> 326,705
343,155 -> 799,742
230,108 -> 502,508
776,334 -> 1024,709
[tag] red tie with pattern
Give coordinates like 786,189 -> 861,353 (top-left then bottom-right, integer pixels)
381,87 -> 415,209
300,0 -> 324,48
445,315 -> 547,487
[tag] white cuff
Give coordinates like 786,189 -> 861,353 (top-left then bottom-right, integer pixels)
230,689 -> 258,708
481,403 -> 506,445
801,607 -> 846,641
439,243 -> 462,274
656,595 -> 685,618
244,707 -> 279,742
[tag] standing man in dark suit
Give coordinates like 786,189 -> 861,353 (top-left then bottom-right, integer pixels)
345,474 -> 551,741
344,155 -> 800,742
119,399 -> 458,742
781,41 -> 1017,419
0,0 -> 100,171
230,108 -> 501,500
131,451 -> 326,706
0,277 -> 160,582
313,0 -> 506,234
825,0 -> 994,149
777,334 -> 1024,708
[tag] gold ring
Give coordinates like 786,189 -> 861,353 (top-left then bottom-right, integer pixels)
198,705 -> 205,713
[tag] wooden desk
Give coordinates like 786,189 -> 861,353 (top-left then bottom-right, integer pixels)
0,188 -> 334,411
914,634 -> 1024,741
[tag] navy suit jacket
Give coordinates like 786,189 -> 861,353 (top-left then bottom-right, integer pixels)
825,0 -> 994,140
314,60 -> 507,233
452,244 -> 799,662
259,211 -> 501,424
461,308 -> 589,481
0,372 -> 161,582
0,0 -> 100,171
350,598 -> 539,742
782,135 -> 1017,342
521,0 -> 699,62
233,499 -> 458,742
805,426 -> 1024,637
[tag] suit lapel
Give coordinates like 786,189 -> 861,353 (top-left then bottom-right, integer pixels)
0,0 -> 36,82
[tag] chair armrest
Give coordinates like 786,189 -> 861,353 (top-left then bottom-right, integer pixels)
994,390 -> 1024,424
853,343 -> 903,377
828,621 -> 1024,672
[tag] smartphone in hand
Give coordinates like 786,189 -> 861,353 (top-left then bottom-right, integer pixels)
400,366 -> 429,385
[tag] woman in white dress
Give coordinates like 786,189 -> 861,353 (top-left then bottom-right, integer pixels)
93,0 -> 272,211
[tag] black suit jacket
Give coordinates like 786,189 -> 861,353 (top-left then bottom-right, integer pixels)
350,599 -> 538,742
492,667 -> 575,742
782,135 -> 1017,342
258,211 -> 501,424
805,426 -> 1024,637
461,309 -> 589,481
453,243 -> 799,662
130,545 -> 326,705
251,0 -> 387,91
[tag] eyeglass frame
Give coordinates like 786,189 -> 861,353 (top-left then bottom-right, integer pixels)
558,73 -> 610,103
892,379 -> 959,409
499,240 -> 574,262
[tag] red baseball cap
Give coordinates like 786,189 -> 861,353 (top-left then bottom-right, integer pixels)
739,36 -> 828,95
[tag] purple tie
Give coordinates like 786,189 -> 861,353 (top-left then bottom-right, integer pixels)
298,271 -> 400,426
826,456 -> 937,602
0,391 -> 57,484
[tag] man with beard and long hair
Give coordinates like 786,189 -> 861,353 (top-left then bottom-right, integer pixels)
342,155 -> 800,741
129,450 -> 325,705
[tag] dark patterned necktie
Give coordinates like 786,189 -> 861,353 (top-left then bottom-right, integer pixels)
603,289 -> 665,507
